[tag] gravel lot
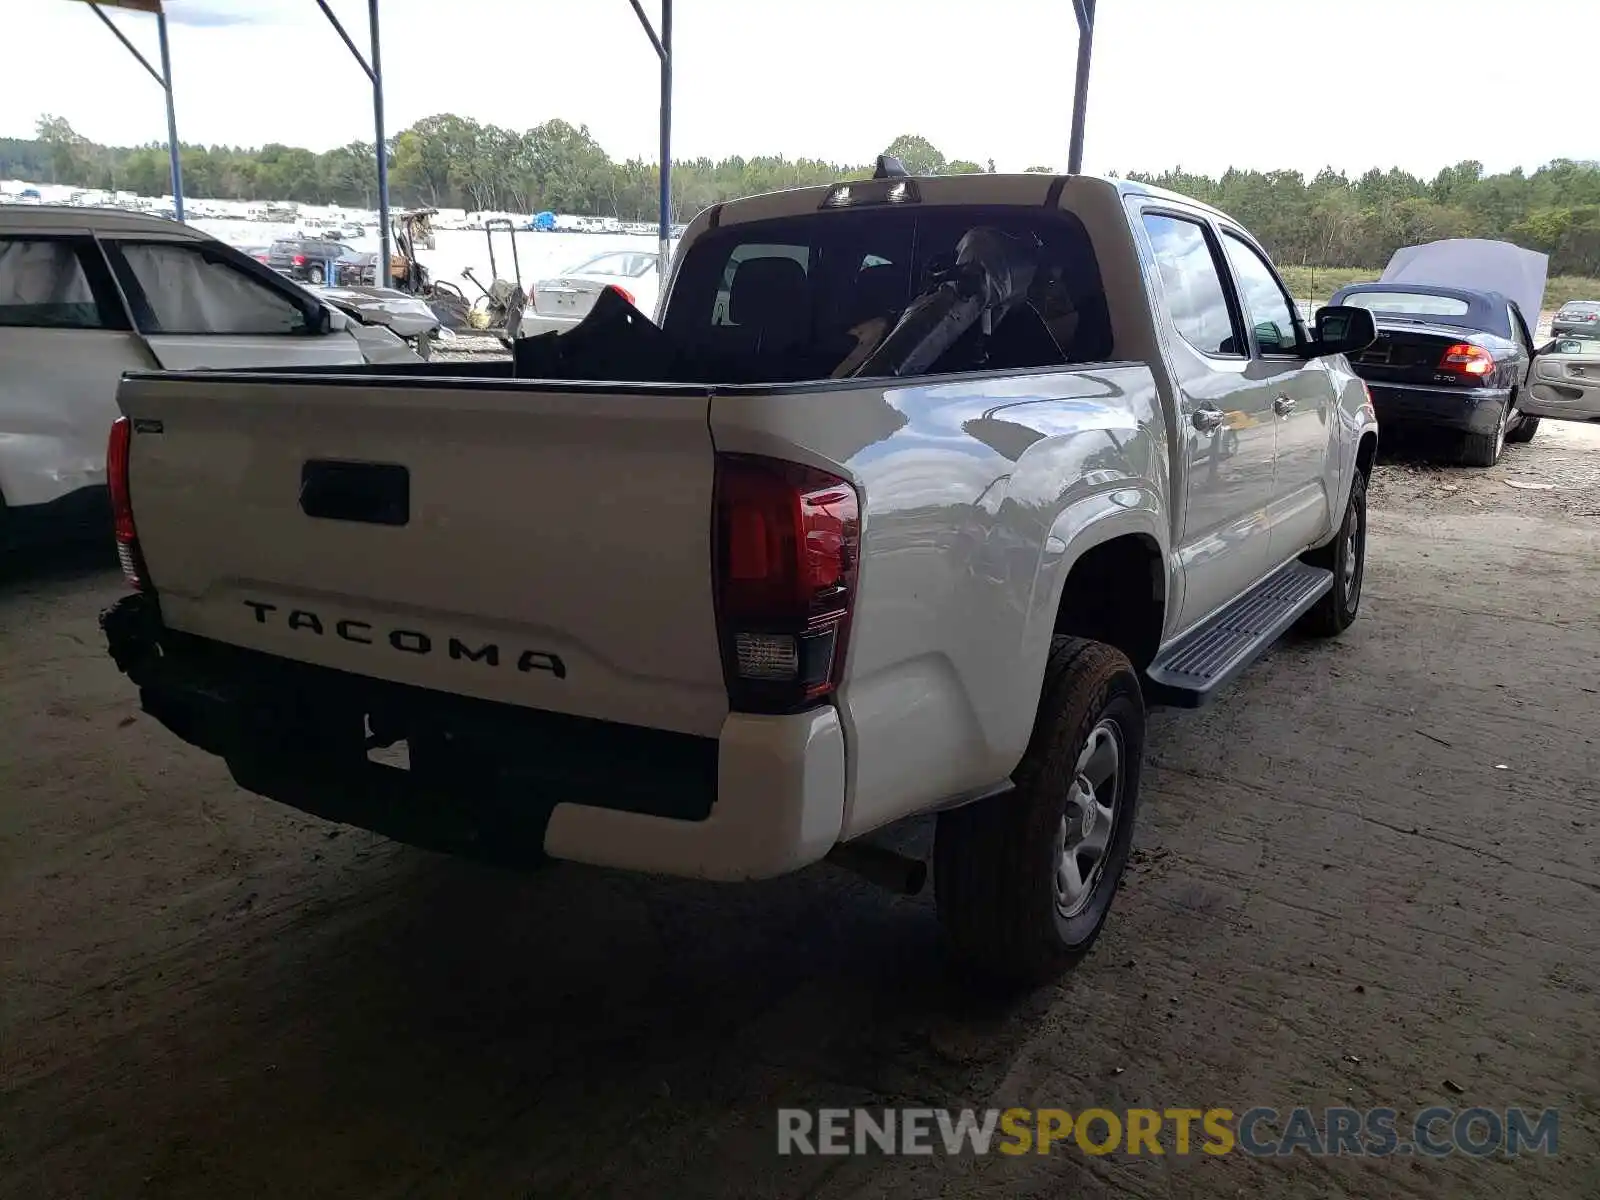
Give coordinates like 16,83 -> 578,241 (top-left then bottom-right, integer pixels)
2,424 -> 1598,1199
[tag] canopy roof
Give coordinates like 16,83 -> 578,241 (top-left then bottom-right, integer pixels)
50,2 -> 1100,287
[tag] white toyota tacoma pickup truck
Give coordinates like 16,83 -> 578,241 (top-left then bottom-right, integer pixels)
101,170 -> 1379,987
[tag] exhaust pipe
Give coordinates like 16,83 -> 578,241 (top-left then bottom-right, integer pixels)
826,840 -> 927,897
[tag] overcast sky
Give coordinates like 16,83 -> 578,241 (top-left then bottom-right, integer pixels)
6,0 -> 1594,179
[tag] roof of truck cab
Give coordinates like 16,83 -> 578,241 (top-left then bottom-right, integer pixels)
1112,179 -> 1238,224
703,172 -> 1241,231
0,204 -> 210,238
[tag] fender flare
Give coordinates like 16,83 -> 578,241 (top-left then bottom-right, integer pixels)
1018,487 -> 1172,701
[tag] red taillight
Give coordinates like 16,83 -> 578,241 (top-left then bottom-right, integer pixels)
1439,342 -> 1495,377
107,416 -> 147,590
292,253 -> 307,266
713,454 -> 860,713
608,284 -> 636,307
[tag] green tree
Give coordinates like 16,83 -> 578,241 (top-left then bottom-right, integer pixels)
5,110 -> 1599,281
34,114 -> 88,185
882,134 -> 945,176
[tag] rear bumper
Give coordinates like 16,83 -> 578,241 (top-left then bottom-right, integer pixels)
3,484 -> 111,551
1551,325 -> 1599,340
100,592 -> 846,881
1366,382 -> 1510,434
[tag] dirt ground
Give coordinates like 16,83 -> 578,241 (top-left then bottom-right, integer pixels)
2,424 -> 1598,1199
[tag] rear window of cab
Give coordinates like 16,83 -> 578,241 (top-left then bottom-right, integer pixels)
662,204 -> 1112,383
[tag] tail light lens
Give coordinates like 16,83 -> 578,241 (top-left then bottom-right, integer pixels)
107,416 -> 148,590
1439,343 -> 1495,377
713,454 -> 860,714
292,253 -> 307,266
608,284 -> 636,307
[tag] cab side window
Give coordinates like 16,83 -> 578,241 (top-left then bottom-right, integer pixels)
1141,213 -> 1242,358
108,242 -> 310,336
1221,232 -> 1300,356
0,237 -> 116,329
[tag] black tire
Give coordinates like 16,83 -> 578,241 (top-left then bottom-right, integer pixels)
935,637 -> 1144,990
1506,413 -> 1539,444
1458,400 -> 1508,467
1298,468 -> 1367,637
308,264 -> 326,285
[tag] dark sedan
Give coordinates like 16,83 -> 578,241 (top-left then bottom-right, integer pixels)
1329,282 -> 1539,466
1551,300 -> 1600,340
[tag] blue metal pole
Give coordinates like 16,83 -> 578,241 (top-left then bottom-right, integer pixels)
657,0 -> 672,268
370,0 -> 392,287
156,9 -> 184,220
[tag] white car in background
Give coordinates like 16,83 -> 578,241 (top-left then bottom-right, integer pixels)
519,249 -> 661,337
0,206 -> 418,551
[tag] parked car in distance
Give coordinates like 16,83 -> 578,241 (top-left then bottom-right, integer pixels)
0,206 -> 416,552
238,244 -> 272,266
1552,300 -> 1600,339
520,249 -> 661,335
1331,281 -> 1540,465
334,249 -> 378,287
265,238 -> 354,285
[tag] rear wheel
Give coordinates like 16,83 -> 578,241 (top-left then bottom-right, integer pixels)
1458,400 -> 1508,467
1507,413 -> 1540,444
1298,468 -> 1366,637
308,264 -> 326,285
935,637 -> 1144,991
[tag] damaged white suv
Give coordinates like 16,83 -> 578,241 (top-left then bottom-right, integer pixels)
0,206 -> 418,551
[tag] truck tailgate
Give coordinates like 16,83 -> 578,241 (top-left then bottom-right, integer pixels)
116,373 -> 728,738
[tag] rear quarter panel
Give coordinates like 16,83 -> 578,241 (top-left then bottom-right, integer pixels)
710,363 -> 1167,839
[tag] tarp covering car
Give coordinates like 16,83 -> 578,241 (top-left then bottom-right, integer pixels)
1381,239 -> 1549,333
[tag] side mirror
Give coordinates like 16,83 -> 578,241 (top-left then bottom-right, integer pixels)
1304,304 -> 1376,358
317,306 -> 346,334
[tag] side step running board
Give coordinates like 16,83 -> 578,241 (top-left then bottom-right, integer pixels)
1144,561 -> 1333,708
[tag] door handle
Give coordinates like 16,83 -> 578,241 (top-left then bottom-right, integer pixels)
300,460 -> 410,526
1192,406 -> 1226,432
1273,395 -> 1297,416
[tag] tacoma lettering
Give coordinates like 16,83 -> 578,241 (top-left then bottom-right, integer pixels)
288,610 -> 323,634
389,629 -> 430,654
517,650 -> 566,678
242,601 -> 564,679
449,639 -> 498,666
